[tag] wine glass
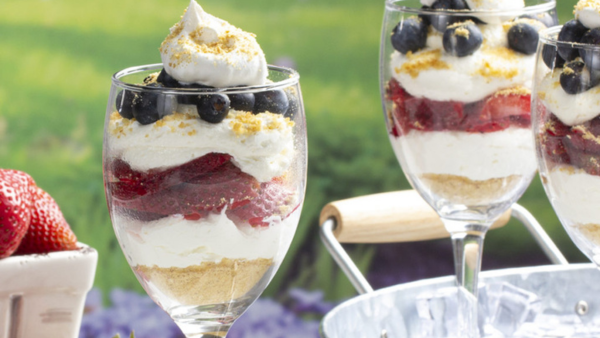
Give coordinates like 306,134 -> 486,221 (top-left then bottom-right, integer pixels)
102,64 -> 306,337
534,26 -> 600,266
380,0 -> 556,324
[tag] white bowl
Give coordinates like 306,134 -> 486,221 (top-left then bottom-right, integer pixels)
0,243 -> 98,338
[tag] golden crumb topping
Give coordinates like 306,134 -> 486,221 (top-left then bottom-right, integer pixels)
476,47 -> 520,80
229,112 -> 294,137
493,86 -> 531,97
109,112 -> 135,138
109,110 -> 294,139
395,49 -> 451,78
573,125 -> 600,145
575,0 -> 600,15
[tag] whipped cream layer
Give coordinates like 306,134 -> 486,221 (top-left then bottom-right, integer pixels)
391,127 -> 536,180
390,25 -> 535,103
160,0 -> 268,87
115,207 -> 301,268
575,0 -> 600,29
546,165 -> 600,225
537,70 -> 600,126
107,108 -> 294,182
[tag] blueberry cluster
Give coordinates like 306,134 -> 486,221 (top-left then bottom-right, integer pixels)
391,0 -> 554,58
115,69 -> 297,125
543,20 -> 600,94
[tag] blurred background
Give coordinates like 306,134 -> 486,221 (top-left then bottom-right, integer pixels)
0,0 -> 583,336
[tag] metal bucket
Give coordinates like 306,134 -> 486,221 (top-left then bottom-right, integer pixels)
320,263 -> 600,338
318,190 -> 583,338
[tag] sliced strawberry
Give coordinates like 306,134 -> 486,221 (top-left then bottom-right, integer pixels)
386,79 -> 530,134
563,127 -> 600,155
228,180 -> 298,227
15,186 -> 77,255
109,153 -> 232,200
0,169 -> 34,258
479,92 -> 530,121
115,162 -> 260,218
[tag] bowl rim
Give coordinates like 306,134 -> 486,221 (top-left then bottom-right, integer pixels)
385,0 -> 556,17
111,63 -> 300,95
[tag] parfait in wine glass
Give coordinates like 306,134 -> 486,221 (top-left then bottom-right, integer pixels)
102,1 -> 307,337
534,0 -> 600,266
380,0 -> 555,316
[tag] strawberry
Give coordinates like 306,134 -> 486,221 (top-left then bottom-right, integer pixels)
15,186 -> 77,255
109,153 -> 232,200
227,180 -> 299,227
115,162 -> 260,218
0,169 -> 34,258
386,79 -> 531,134
479,92 -> 530,121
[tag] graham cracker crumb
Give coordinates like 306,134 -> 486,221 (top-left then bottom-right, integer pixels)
477,47 -> 520,80
572,125 -> 600,146
575,0 -> 600,15
229,112 -> 294,137
420,173 -> 523,205
493,86 -> 531,97
135,258 -> 272,306
395,49 -> 451,78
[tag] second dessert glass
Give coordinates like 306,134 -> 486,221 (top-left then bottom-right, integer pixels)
534,26 -> 600,267
103,64 -> 307,337
380,0 -> 556,326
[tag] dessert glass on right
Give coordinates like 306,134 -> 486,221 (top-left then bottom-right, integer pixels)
380,0 -> 556,302
534,27 -> 600,266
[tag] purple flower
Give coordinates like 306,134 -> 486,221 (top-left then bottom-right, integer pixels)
80,288 -> 327,338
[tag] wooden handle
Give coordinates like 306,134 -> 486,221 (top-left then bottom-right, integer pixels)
319,190 -> 511,243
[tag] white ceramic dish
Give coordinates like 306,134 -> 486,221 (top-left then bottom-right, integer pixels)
0,243 -> 98,338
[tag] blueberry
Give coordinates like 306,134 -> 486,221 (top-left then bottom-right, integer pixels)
579,28 -> 600,72
391,17 -> 428,54
157,69 -> 180,88
254,89 -> 289,115
132,91 -> 161,125
284,91 -> 300,120
195,94 -> 230,123
542,44 -> 566,69
429,0 -> 468,32
418,5 -> 431,26
519,13 -> 557,28
560,59 -> 592,94
557,20 -> 589,61
229,93 -> 255,111
115,90 -> 136,119
442,21 -> 483,57
507,23 -> 540,55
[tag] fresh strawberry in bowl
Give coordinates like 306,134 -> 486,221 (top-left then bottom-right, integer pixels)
0,168 -> 97,338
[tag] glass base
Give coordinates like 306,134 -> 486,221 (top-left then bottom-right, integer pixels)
170,299 -> 252,337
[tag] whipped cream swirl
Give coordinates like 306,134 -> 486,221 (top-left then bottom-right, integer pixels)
160,0 -> 268,87
575,0 -> 600,29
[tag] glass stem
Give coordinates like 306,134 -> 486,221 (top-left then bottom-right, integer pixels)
450,230 -> 485,297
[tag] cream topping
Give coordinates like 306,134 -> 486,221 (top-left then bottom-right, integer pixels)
537,70 -> 600,126
575,0 -> 600,29
107,107 -> 295,182
159,0 -> 268,87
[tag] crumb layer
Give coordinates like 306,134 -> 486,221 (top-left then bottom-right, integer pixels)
136,258 -> 273,305
420,173 -> 523,205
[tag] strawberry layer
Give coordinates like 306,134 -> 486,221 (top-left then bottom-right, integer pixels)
106,152 -> 299,227
539,108 -> 600,177
386,79 -> 531,136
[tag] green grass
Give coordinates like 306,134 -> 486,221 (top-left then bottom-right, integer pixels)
0,0 -> 587,301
